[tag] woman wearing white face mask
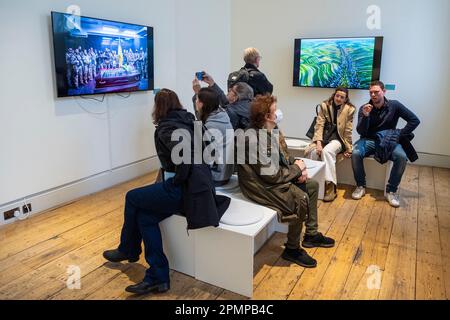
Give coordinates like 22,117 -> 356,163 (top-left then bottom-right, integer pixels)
304,87 -> 356,202
274,108 -> 283,124
237,95 -> 335,269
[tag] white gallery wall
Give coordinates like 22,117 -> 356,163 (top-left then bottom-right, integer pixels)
0,0 -> 231,220
0,0 -> 175,207
174,1 -> 231,114
1,0 -> 449,223
230,0 -> 450,159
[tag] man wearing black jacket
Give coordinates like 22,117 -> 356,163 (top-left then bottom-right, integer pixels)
241,47 -> 273,96
351,81 -> 420,207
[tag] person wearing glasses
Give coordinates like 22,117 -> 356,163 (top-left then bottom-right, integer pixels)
304,87 -> 356,202
351,81 -> 420,207
223,82 -> 254,130
193,72 -> 254,130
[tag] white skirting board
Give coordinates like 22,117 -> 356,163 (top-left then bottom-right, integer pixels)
0,156 -> 160,226
414,152 -> 450,169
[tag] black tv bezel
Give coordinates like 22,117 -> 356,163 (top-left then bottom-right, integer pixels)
292,36 -> 383,90
51,11 -> 154,98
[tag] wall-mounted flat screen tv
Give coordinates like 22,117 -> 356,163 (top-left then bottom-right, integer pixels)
51,11 -> 154,97
293,36 -> 383,89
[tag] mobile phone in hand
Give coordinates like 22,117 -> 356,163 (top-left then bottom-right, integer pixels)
195,71 -> 205,81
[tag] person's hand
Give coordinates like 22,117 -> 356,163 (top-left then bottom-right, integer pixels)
202,72 -> 215,87
294,159 -> 306,171
297,169 -> 308,184
192,78 -> 201,94
316,141 -> 323,157
344,151 -> 352,158
362,104 -> 373,117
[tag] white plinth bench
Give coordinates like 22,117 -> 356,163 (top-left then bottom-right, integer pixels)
295,157 -> 326,200
336,157 -> 393,195
194,198 -> 277,297
285,137 -> 310,158
285,138 -> 325,199
214,157 -> 325,234
160,159 -> 326,298
159,183 -> 277,298
160,215 -> 196,277
285,137 -> 393,194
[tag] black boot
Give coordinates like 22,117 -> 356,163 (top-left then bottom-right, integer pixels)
103,249 -> 139,263
281,247 -> 317,268
125,281 -> 170,295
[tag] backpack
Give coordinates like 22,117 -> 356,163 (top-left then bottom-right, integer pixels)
227,67 -> 255,88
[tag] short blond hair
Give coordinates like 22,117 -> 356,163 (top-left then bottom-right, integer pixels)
243,47 -> 260,64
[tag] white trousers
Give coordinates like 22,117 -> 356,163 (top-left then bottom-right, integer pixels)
307,140 -> 342,185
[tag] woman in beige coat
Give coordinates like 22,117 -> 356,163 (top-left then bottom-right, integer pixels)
304,87 -> 355,201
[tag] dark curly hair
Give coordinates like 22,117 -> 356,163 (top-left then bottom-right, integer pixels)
250,94 -> 277,129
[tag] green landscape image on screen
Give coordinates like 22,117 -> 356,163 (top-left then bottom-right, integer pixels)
299,37 -> 376,89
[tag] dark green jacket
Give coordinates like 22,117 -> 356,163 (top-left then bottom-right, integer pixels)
237,129 -> 309,223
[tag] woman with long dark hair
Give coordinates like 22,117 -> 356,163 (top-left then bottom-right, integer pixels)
195,87 -> 234,186
304,87 -> 355,201
102,88 -> 229,295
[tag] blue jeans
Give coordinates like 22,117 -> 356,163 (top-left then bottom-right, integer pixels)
118,178 -> 182,284
351,139 -> 407,193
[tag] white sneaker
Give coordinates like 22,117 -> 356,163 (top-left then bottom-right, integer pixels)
352,186 -> 366,200
386,192 -> 400,208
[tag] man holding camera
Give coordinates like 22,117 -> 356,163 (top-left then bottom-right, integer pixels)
351,81 -> 420,207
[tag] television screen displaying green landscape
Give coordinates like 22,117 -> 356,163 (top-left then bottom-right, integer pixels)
295,37 -> 381,89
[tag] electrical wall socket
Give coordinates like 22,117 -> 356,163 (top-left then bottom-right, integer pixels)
23,203 -> 32,214
4,207 -> 20,220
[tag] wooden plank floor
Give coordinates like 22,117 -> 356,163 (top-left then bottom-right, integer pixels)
0,165 -> 449,300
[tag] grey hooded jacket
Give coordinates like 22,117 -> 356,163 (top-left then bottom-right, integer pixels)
204,108 -> 235,184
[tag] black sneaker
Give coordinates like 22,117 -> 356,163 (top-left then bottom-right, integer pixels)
302,232 -> 335,248
103,249 -> 139,263
281,247 -> 317,268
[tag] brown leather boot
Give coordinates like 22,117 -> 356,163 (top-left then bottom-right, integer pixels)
323,181 -> 337,202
